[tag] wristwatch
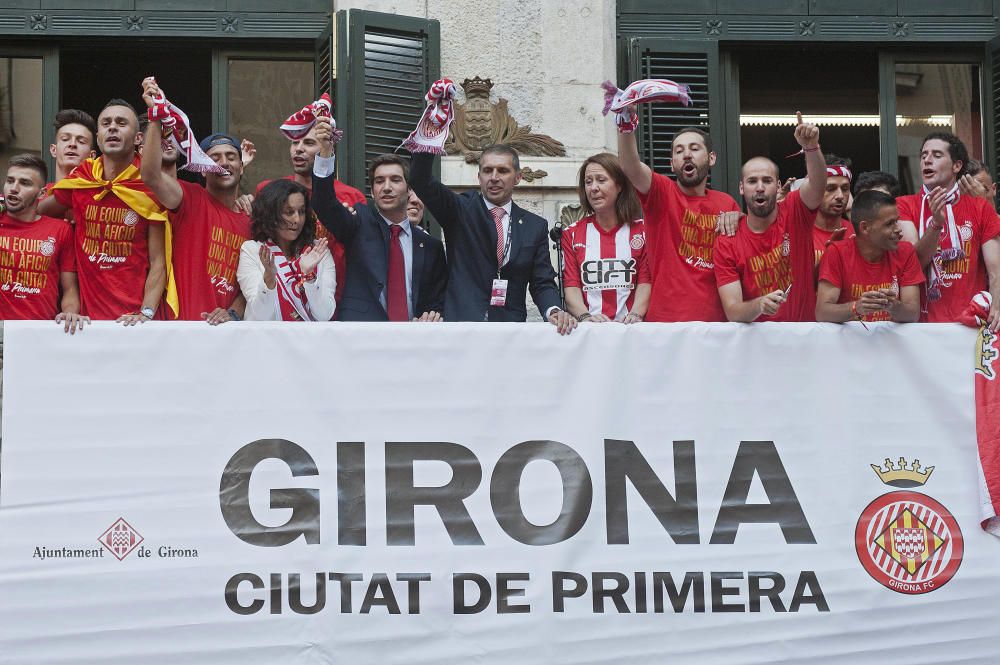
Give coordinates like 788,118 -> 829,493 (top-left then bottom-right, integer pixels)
140,306 -> 155,320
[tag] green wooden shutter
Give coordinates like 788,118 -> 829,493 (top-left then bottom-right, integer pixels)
989,36 -> 1000,210
335,9 -> 440,194
627,39 -> 726,189
315,16 -> 334,99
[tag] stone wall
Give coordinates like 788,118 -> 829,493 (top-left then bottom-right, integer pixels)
335,0 -> 616,226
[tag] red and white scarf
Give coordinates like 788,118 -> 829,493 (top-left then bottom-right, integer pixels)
401,78 -> 456,155
265,241 -> 319,322
961,291 -> 1000,537
919,184 -> 965,300
147,95 -> 226,174
280,93 -> 343,143
601,79 -> 691,134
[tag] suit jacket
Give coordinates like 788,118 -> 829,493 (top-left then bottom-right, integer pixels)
311,172 -> 447,321
409,153 -> 560,322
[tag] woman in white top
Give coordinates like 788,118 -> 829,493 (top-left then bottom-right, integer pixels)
237,179 -> 336,321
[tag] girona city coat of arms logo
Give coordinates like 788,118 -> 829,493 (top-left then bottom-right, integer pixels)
855,458 -> 963,595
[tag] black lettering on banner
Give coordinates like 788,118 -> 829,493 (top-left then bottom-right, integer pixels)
710,441 -> 815,544
710,572 -> 744,613
329,573 -> 363,613
490,440 -> 593,545
592,572 -> 630,614
397,573 -> 432,614
225,573 -> 265,615
653,572 -> 705,613
219,439 -> 321,546
604,439 -> 699,544
496,573 -> 531,614
337,441 -> 366,546
359,573 -> 401,614
270,573 -> 282,614
288,573 -> 326,614
385,442 -> 484,545
748,571 -> 786,612
789,571 -> 830,612
453,573 -> 492,614
551,571 -> 588,612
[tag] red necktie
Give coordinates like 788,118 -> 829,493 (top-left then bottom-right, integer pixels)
490,206 -> 506,267
387,224 -> 408,321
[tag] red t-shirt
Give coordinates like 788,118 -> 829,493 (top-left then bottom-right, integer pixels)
170,181 -> 251,319
813,220 -> 855,267
897,192 -> 1000,322
562,215 -> 651,321
0,213 -> 75,320
637,172 -> 741,322
818,239 -> 924,322
53,179 -> 164,320
256,175 -> 364,304
713,190 -> 818,322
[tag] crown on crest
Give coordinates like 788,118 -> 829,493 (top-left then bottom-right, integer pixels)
870,457 -> 934,488
461,76 -> 494,96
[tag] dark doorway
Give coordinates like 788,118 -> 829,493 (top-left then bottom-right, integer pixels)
60,42 -> 213,177
737,46 -> 881,182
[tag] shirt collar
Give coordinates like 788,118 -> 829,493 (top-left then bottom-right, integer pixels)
482,196 -> 512,218
380,215 -> 411,235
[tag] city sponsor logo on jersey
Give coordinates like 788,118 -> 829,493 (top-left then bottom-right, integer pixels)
39,236 -> 55,257
855,458 -> 963,595
581,257 -> 636,291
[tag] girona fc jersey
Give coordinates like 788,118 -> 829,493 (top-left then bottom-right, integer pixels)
562,215 -> 651,321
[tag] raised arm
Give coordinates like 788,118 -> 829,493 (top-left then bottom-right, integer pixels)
794,112 -> 826,210
617,126 -> 653,196
408,152 -> 464,233
311,116 -> 360,244
139,77 -> 183,210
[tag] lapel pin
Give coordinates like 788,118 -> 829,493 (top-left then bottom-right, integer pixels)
518,219 -> 523,225
419,242 -> 424,247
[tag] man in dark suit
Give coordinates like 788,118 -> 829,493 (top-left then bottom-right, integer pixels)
409,145 -> 576,333
311,118 -> 446,321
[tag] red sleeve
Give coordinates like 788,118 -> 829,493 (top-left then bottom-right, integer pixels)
719,191 -> 741,213
786,189 -> 816,230
817,241 -> 846,290
334,181 -> 368,207
898,242 -> 925,286
254,179 -> 270,196
52,186 -> 72,208
977,200 -> 1000,243
896,195 -> 917,223
562,225 -> 581,288
636,172 -> 675,228
713,235 -> 740,288
636,244 -> 651,285
171,180 -> 201,224
57,223 -> 75,273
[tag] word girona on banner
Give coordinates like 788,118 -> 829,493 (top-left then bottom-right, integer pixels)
1,321 -> 999,665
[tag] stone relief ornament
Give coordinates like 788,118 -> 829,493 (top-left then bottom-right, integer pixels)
446,77 -> 567,164
520,167 -> 548,182
559,203 -> 586,227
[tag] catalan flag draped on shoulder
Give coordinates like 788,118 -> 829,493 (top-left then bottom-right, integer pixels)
52,156 -> 179,317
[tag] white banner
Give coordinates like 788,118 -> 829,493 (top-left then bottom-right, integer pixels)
1,321 -> 998,665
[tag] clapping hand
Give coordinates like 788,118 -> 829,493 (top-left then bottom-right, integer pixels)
241,139 -> 256,168
259,244 -> 277,289
298,237 -> 330,276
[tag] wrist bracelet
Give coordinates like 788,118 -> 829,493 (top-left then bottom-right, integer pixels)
577,312 -> 592,322
803,145 -> 820,153
227,308 -> 241,321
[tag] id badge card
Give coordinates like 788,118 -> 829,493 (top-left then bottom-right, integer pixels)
490,278 -> 509,306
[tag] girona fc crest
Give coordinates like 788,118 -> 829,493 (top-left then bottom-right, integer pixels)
959,221 -> 973,242
123,210 -> 138,227
780,232 -> 790,257
39,237 -> 55,257
630,233 -> 645,250
98,517 -> 144,561
856,458 -> 963,595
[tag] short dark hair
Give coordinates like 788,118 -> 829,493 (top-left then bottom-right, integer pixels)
480,144 -> 520,171
922,131 -> 970,178
854,170 -> 900,197
967,159 -> 989,178
53,109 -> 96,142
824,153 -> 852,169
101,98 -> 140,121
672,126 -> 713,153
251,179 -> 315,257
368,154 -> 409,188
7,153 -> 47,183
850,189 -> 896,232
